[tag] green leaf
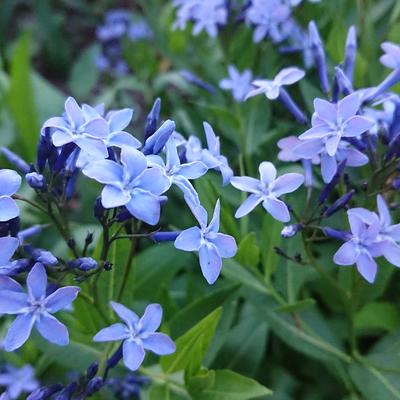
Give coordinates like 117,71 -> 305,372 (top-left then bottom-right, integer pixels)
236,233 -> 260,268
161,308 -> 222,374
189,369 -> 272,400
69,45 -> 100,99
6,32 -> 39,160
277,299 -> 316,314
355,302 -> 400,333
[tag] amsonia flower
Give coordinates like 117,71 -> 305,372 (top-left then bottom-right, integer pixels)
0,169 -> 21,222
175,199 -> 237,284
94,302 -> 175,371
231,161 -> 304,222
83,147 -> 170,225
380,42 -> 400,70
219,66 -> 253,102
333,210 -> 382,283
0,364 -> 39,400
246,67 -> 305,100
0,236 -> 19,276
0,263 -> 80,351
42,97 -> 109,158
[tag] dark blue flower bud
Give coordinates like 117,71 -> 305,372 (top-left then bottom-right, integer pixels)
322,227 -> 351,241
151,231 -> 180,243
85,377 -> 104,396
389,102 -> 400,140
343,26 -> 357,82
68,257 -> 98,271
116,208 -> 133,222
54,143 -> 77,173
334,66 -> 353,96
26,172 -> 47,190
324,190 -> 355,217
393,177 -> 400,190
107,344 -> 123,369
179,70 -> 216,93
24,245 -> 58,265
309,21 -> 330,94
302,160 -> 313,188
278,88 -> 308,124
65,169 -> 79,200
1,147 -> 30,173
52,382 -> 78,400
142,119 -> 176,155
37,130 -> 57,172
94,196 -> 105,219
144,98 -> 161,141
281,223 -> 303,238
86,362 -> 99,380
27,384 -> 63,400
364,68 -> 400,103
319,160 -> 347,204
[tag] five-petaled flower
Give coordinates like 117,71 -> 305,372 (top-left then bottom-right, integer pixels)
0,364 -> 39,400
83,147 -> 170,225
0,263 -> 80,351
0,169 -> 21,222
93,302 -> 175,371
219,65 -> 253,102
231,161 -> 304,222
174,199 -> 237,284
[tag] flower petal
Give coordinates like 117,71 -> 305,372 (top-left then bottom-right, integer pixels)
108,108 -> 133,132
271,173 -> 304,197
0,197 -> 19,222
126,190 -> 162,225
178,162 -> 208,180
123,340 -> 145,371
325,134 -> 341,157
107,131 -> 141,149
174,227 -> 202,251
75,137 -> 108,158
343,116 -> 374,137
199,243 -> 222,285
137,168 -> 170,196
36,313 -> 69,346
314,98 -> 337,123
275,67 -> 305,86
93,323 -> 129,342
333,241 -> 358,265
320,153 -> 337,183
111,301 -> 140,329
65,97 -> 84,127
208,199 -> 220,233
3,313 -> 35,351
101,185 -> 130,208
83,160 -> 124,184
139,304 -> 162,333
45,286 -> 80,313
0,291 -> 28,314
0,236 -> 19,265
262,197 -> 290,222
0,275 -> 23,292
377,195 -> 391,226
294,139 -> 323,159
142,333 -> 176,355
121,147 -> 147,180
356,251 -> 377,283
230,176 -> 260,193
208,233 -> 237,258
259,161 -> 276,184
0,169 -> 21,196
299,125 -> 333,140
27,263 -> 47,301
338,93 -> 360,121
235,194 -> 263,218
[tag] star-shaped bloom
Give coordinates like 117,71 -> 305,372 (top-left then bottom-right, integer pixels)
147,139 -> 207,205
0,169 -> 21,222
231,161 -> 304,222
380,42 -> 400,70
333,210 -> 383,283
246,67 -> 305,100
41,97 -> 110,158
0,263 -> 80,351
219,66 -> 253,102
0,364 -> 39,400
175,199 -> 237,284
201,122 -> 233,186
83,147 -> 170,225
0,237 -> 19,276
93,302 -> 175,371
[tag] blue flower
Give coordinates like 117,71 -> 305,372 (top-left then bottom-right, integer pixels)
0,263 -> 80,351
219,65 -> 253,102
82,147 -> 170,225
0,236 -> 19,275
246,67 -> 305,100
0,169 -> 21,222
0,364 -> 39,399
231,161 -> 304,222
175,199 -> 237,284
380,42 -> 400,70
93,302 -> 176,371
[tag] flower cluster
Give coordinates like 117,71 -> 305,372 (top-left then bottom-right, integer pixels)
95,9 -> 153,75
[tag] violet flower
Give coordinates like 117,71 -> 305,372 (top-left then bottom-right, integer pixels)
219,65 -> 253,102
0,364 -> 39,400
0,169 -> 21,222
380,42 -> 400,70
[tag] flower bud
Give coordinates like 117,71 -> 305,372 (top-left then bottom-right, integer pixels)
151,231 -> 180,242
1,147 -> 30,173
85,377 -> 104,396
322,227 -> 351,241
324,190 -> 355,217
281,224 -> 303,238
86,361 -> 99,380
68,257 -> 98,271
144,98 -> 161,141
26,172 -> 47,190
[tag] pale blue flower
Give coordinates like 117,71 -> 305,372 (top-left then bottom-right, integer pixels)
0,263 -> 80,351
0,364 -> 39,400
82,147 -> 170,225
0,236 -> 19,275
380,42 -> 400,70
219,66 -> 253,102
94,302 -> 175,371
231,161 -> 304,222
0,169 -> 21,222
175,199 -> 237,284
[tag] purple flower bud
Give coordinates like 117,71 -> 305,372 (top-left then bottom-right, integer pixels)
322,227 -> 351,241
65,169 -> 79,200
27,384 -> 64,400
142,119 -> 176,155
54,143 -> 77,172
37,129 -> 56,172
94,196 -> 105,219
52,383 -> 78,400
324,190 -> 355,217
26,172 -> 47,190
86,362 -> 99,380
302,159 -> 313,187
1,147 -> 30,173
343,26 -> 357,82
319,160 -> 347,204
151,231 -> 180,242
24,245 -> 58,266
278,88 -> 308,124
389,102 -> 400,140
334,66 -> 353,96
106,344 -> 123,369
85,377 -> 103,396
144,98 -> 161,141
281,223 -> 303,238
180,70 -> 216,93
364,68 -> 400,102
17,225 -> 43,243
309,21 -> 330,94
68,257 -> 97,271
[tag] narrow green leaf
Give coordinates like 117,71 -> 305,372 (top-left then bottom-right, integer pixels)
236,233 -> 260,268
277,298 -> 316,314
355,302 -> 400,333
